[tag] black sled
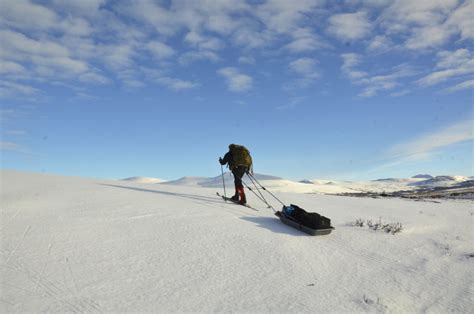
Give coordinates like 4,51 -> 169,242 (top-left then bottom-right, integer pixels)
275,204 -> 334,236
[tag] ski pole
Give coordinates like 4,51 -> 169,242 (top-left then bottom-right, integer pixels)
221,164 -> 227,197
242,179 -> 275,211
248,173 -> 286,207
247,173 -> 272,208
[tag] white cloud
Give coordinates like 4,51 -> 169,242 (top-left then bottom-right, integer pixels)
78,72 -> 110,85
289,58 -> 320,80
117,1 -> 179,37
380,0 -> 458,32
255,0 -> 320,34
378,0 -> 472,50
341,53 -> 368,80
184,31 -> 224,51
155,77 -> 199,92
0,29 -> 92,80
0,80 -> 40,98
238,56 -> 255,64
341,54 -> 416,97
390,89 -> 410,97
284,28 -> 326,53
436,48 -> 471,69
217,67 -> 253,92
0,0 -> 59,31
147,41 -> 175,60
0,29 -> 69,59
172,0 -> 249,36
404,24 -> 452,50
358,66 -> 416,97
327,12 -> 371,41
442,79 -> 474,93
232,27 -> 274,50
59,17 -> 93,37
99,43 -> 136,70
0,61 -> 28,76
446,0 -> 474,40
179,50 -> 220,65
388,118 -> 474,162
367,35 -> 394,52
417,49 -> 474,87
144,68 -> 198,92
50,0 -> 106,14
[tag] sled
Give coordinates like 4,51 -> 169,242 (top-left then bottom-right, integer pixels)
275,211 -> 334,236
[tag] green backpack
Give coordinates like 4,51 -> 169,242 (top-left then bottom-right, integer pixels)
229,144 -> 253,173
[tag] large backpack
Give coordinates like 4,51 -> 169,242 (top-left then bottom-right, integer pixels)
229,144 -> 253,173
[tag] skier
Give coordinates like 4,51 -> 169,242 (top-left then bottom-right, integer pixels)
219,144 -> 253,205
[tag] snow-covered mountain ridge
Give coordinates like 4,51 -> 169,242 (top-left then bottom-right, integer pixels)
122,173 -> 473,195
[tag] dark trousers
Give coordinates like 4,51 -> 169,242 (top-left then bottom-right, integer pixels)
232,166 -> 247,190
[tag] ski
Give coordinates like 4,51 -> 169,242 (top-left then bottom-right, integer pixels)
216,192 -> 258,211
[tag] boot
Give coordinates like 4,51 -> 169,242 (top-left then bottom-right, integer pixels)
237,187 -> 246,205
230,188 -> 239,202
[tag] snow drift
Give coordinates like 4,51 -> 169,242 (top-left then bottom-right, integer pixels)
1,170 -> 472,313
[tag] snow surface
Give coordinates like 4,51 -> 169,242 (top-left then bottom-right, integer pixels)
1,170 -> 473,313
121,177 -> 166,184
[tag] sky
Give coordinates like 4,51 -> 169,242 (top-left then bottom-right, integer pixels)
0,0 -> 473,181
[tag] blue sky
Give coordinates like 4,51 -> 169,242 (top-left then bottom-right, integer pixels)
1,0 -> 473,181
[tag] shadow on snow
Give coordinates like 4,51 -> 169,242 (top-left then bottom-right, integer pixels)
98,183 -> 224,205
240,216 -> 308,236
99,183 -> 304,236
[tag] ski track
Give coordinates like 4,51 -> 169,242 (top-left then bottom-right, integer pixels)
6,258 -> 102,313
4,225 -> 31,266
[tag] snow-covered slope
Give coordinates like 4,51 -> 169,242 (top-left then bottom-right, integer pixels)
1,170 -> 472,313
121,176 -> 166,184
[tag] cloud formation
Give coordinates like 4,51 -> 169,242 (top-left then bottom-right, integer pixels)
389,118 -> 474,162
217,67 -> 253,92
0,0 -> 472,98
327,12 -> 372,41
417,49 -> 474,87
341,54 -> 417,97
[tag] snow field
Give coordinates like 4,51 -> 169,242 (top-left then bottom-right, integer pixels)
1,170 -> 472,312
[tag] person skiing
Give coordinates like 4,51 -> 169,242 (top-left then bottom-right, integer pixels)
219,144 -> 253,205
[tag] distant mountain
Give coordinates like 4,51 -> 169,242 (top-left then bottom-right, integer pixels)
121,177 -> 166,184
123,173 -> 472,195
371,178 -> 412,183
453,180 -> 474,188
162,173 -> 283,188
409,175 -> 470,187
412,174 -> 433,179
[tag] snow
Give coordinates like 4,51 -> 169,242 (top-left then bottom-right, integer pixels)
121,177 -> 166,184
1,170 -> 473,313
